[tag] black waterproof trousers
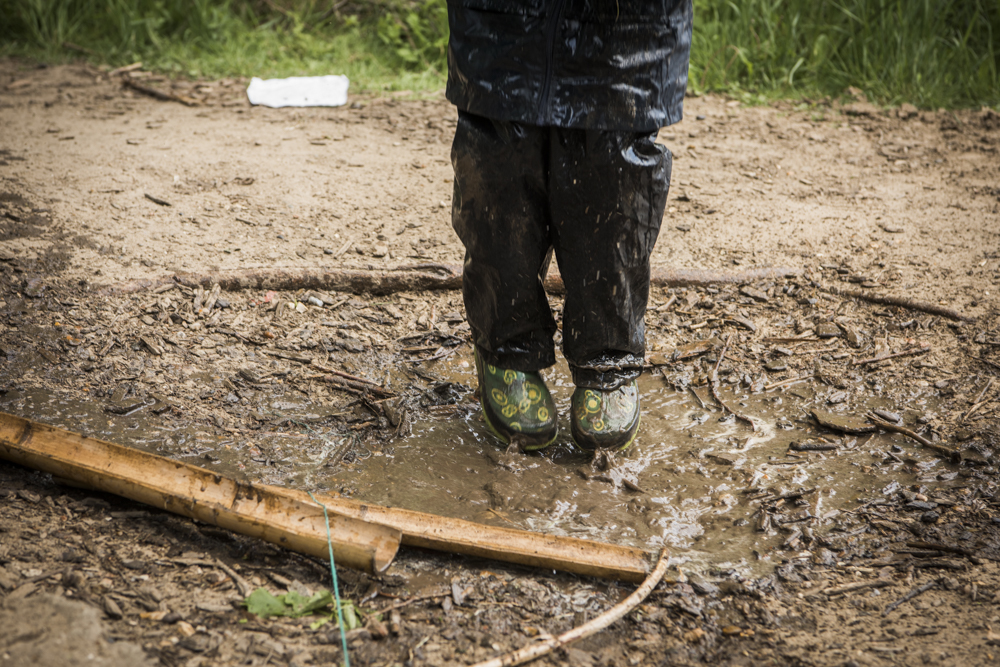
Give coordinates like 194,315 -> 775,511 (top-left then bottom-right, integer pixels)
451,110 -> 671,390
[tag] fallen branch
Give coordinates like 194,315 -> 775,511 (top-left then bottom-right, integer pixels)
853,345 -> 930,367
764,373 -> 815,391
374,589 -> 451,614
883,579 -> 939,616
821,580 -> 892,597
710,334 -> 758,431
108,62 -> 143,76
96,265 -> 464,296
826,286 -> 971,322
312,364 -> 381,387
95,264 -> 802,297
961,378 -> 994,423
906,541 -> 981,565
866,413 -> 962,463
471,548 -> 670,667
122,75 -> 199,106
310,370 -> 395,398
171,557 -> 252,597
977,357 -> 1000,372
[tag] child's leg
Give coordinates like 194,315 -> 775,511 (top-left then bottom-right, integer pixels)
451,110 -> 559,449
451,110 -> 556,371
549,128 -> 672,448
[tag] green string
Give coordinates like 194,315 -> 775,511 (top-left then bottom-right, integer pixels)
308,491 -> 351,667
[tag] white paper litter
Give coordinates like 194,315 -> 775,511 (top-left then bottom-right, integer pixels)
246,75 -> 349,108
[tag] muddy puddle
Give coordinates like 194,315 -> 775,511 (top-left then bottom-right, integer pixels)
345,351 -> 954,575
1,349 -> 956,577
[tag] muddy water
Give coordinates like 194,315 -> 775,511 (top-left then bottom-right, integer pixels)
0,349 -> 951,576
348,351 -> 949,574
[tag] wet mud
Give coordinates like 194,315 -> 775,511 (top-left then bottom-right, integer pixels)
0,342 -> 955,581
2,60 -> 1000,667
342,352 -> 955,576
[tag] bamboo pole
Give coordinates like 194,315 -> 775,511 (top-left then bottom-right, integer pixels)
0,412 -> 656,582
0,412 -> 400,573
266,487 -> 653,583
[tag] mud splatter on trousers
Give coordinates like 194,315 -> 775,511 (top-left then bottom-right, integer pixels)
451,110 -> 672,390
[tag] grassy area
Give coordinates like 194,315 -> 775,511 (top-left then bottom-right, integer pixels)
692,0 -> 1000,109
0,0 -> 449,92
0,0 -> 997,108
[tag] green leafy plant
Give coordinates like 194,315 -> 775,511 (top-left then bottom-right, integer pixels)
243,587 -> 367,629
376,0 -> 448,69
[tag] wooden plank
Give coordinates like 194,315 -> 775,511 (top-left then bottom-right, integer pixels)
0,412 -> 400,573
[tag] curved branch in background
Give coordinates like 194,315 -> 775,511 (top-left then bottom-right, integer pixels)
95,264 -> 802,297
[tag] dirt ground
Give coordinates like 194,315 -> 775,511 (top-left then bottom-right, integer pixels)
1,58 -> 1000,667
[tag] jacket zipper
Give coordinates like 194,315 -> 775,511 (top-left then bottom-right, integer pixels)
536,0 -> 568,126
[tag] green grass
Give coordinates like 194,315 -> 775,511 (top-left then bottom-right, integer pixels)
691,0 -> 1000,109
0,0 -> 997,107
0,0 -> 449,92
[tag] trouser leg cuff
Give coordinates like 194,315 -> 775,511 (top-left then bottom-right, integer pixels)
475,344 -> 555,374
570,353 -> 645,390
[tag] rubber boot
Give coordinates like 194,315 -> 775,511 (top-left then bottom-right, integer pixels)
570,380 -> 640,451
475,350 -> 558,451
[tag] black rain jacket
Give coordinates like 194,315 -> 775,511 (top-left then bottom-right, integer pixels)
446,0 -> 693,132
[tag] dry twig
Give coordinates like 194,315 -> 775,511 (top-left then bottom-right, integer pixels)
853,345 -> 930,367
171,557 -> 253,597
883,579 -> 939,616
709,334 -> 758,431
866,413 -> 961,463
826,286 -> 971,322
122,75 -> 199,106
961,377 -> 994,423
471,548 -> 670,667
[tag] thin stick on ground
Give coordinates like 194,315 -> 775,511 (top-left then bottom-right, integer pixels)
961,377 -> 994,423
825,286 -> 971,322
821,580 -> 893,597
687,386 -> 707,409
311,364 -> 381,387
121,75 -> 199,106
764,373 -> 815,391
171,557 -> 253,597
866,413 -> 961,463
710,334 -> 758,431
471,548 -> 670,667
883,579 -> 939,616
853,345 -> 930,367
374,589 -> 452,614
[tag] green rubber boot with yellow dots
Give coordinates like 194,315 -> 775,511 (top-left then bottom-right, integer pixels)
474,350 -> 558,451
570,381 -> 641,451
